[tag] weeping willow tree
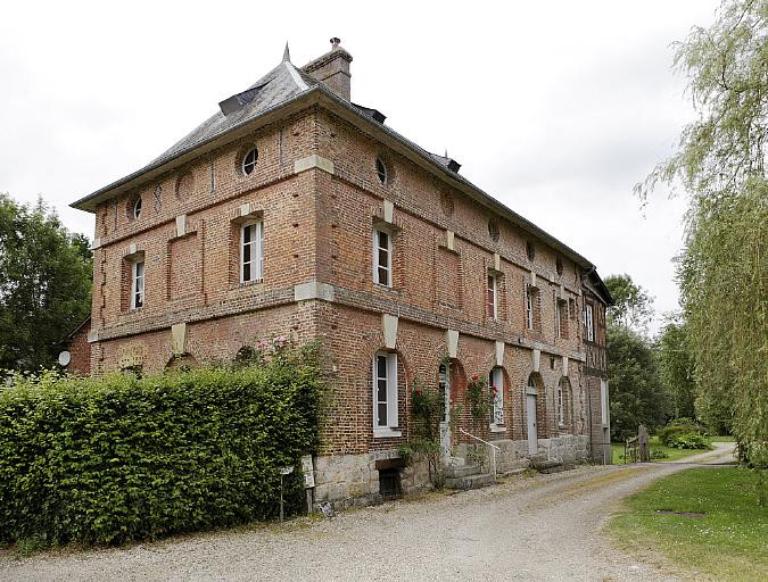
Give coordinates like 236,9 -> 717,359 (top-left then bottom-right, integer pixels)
639,0 -> 768,482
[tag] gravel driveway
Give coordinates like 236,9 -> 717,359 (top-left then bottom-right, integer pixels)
0,444 -> 735,582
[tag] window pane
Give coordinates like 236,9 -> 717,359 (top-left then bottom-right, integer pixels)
378,267 -> 389,286
243,224 -> 252,243
378,248 -> 389,268
243,243 -> 251,263
378,231 -> 389,249
377,403 -> 388,426
377,355 -> 387,379
377,379 -> 387,402
243,263 -> 251,282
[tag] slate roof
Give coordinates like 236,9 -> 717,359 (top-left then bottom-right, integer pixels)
149,59 -> 319,168
70,48 -> 599,273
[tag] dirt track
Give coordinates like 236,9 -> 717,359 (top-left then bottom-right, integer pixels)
0,443 -> 735,581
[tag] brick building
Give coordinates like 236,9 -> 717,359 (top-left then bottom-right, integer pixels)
71,39 -> 612,506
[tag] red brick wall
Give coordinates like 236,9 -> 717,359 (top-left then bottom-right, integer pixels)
66,321 -> 91,377
87,104 -> 602,459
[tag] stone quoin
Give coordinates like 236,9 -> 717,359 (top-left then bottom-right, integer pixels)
70,38 -> 613,507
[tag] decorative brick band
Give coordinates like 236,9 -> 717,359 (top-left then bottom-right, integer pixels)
91,280 -> 585,362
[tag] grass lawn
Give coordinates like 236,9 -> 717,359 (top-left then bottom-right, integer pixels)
610,467 -> 768,581
611,436 -> 708,464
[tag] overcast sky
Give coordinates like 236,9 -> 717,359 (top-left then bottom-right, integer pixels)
0,1 -> 719,331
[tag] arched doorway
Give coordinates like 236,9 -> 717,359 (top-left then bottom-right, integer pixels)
526,374 -> 540,454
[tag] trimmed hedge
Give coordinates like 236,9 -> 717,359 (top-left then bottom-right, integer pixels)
0,345 -> 321,546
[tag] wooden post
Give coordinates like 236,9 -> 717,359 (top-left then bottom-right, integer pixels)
638,424 -> 650,462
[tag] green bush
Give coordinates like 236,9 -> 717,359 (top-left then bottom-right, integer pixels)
657,418 -> 704,447
0,344 -> 322,547
667,431 -> 711,450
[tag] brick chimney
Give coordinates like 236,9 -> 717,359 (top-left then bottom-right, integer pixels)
302,37 -> 353,101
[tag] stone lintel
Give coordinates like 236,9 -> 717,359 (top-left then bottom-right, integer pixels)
171,322 -> 187,356
495,340 -> 505,367
383,314 -> 398,350
446,329 -> 459,358
175,214 -> 187,238
532,347 -> 541,373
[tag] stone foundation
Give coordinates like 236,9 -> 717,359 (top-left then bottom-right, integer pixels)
313,449 -> 431,509
312,435 -> 589,508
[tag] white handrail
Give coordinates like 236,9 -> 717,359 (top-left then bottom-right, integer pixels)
459,428 -> 500,480
459,428 -> 501,450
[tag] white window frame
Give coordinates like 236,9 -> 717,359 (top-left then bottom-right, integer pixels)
585,303 -> 595,342
373,228 -> 392,287
130,260 -> 144,310
373,351 -> 400,437
486,272 -> 498,320
489,367 -> 505,430
526,285 -> 534,330
240,221 -> 264,284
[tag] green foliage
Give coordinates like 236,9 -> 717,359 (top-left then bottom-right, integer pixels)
656,316 -> 697,420
0,345 -> 322,547
657,418 -> 705,447
407,378 -> 443,487
637,0 -> 768,472
610,468 -> 768,580
604,274 -> 654,333
466,373 -> 487,422
0,194 -> 92,372
607,325 -> 670,441
668,432 -> 711,450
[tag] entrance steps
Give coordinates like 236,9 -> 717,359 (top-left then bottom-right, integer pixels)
530,454 -> 569,474
444,463 -> 495,490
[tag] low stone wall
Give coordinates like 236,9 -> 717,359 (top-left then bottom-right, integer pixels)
313,435 -> 590,508
313,449 -> 431,509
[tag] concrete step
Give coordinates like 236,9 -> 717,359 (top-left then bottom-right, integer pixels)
444,464 -> 482,479
445,472 -> 496,491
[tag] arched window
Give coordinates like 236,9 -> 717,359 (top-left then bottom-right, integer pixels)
438,363 -> 449,423
557,377 -> 573,431
489,367 -> 504,426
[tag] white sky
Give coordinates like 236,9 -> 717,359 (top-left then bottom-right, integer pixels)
0,0 -> 720,331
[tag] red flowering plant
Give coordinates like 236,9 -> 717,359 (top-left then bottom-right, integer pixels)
466,373 -> 487,421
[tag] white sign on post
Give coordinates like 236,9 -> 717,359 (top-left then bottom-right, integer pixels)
301,455 -> 315,489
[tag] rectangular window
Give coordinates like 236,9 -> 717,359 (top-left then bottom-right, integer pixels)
131,260 -> 144,310
486,273 -> 497,319
373,352 -> 399,434
240,221 -> 264,283
373,229 -> 392,287
489,367 -> 504,426
526,285 -> 534,330
585,303 -> 595,342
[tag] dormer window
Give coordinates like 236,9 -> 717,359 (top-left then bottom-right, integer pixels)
375,157 -> 389,185
241,147 -> 259,176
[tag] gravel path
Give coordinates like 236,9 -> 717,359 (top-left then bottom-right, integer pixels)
0,443 -> 735,582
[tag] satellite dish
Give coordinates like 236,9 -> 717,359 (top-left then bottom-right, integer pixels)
58,351 -> 71,367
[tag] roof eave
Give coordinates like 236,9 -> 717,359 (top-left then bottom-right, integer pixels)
69,87 -> 325,212
311,89 -> 595,270
71,82 -> 596,272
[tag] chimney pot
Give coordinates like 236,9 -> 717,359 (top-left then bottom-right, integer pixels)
330,37 -> 341,49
